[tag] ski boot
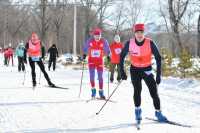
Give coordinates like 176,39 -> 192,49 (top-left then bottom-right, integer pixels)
117,77 -> 121,83
99,90 -> 105,99
155,110 -> 168,122
33,80 -> 36,87
91,88 -> 96,98
135,108 -> 142,121
135,108 -> 142,130
48,82 -> 55,87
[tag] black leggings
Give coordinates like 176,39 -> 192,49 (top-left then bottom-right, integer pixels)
29,57 -> 51,84
130,67 -> 161,110
110,64 -> 121,81
18,57 -> 25,71
48,58 -> 56,70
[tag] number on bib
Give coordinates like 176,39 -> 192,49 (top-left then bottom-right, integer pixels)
31,56 -> 40,62
114,48 -> 122,54
91,50 -> 101,57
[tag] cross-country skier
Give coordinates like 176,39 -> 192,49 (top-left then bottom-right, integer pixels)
48,44 -> 59,71
7,44 -> 14,66
24,32 -> 55,87
15,41 -> 26,72
83,28 -> 110,99
109,34 -> 123,83
120,23 -> 167,123
3,47 -> 9,66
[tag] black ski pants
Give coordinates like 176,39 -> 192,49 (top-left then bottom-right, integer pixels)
110,63 -> 121,82
130,66 -> 161,110
29,57 -> 51,85
48,58 -> 56,71
18,56 -> 25,71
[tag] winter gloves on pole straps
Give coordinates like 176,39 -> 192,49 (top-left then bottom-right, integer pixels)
156,74 -> 161,85
82,54 -> 86,60
107,56 -> 110,62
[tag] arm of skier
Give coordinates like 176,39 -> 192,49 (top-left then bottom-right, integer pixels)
82,38 -> 92,60
103,39 -> 111,57
119,41 -> 129,80
150,41 -> 162,84
83,38 -> 92,55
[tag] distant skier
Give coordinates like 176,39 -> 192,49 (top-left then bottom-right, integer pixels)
25,32 -> 55,87
3,47 -> 9,66
83,27 -> 110,99
109,34 -> 123,83
7,45 -> 14,66
120,24 -> 167,123
48,44 -> 59,71
15,41 -> 26,72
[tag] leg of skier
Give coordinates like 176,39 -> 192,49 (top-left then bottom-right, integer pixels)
97,65 -> 105,99
89,64 -> 96,98
37,59 -> 55,87
130,69 -> 143,122
143,72 -> 167,122
29,58 -> 36,87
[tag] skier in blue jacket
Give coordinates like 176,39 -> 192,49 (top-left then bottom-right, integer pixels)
15,41 -> 26,72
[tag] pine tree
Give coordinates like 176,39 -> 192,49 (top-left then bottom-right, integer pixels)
161,48 -> 174,76
178,48 -> 193,78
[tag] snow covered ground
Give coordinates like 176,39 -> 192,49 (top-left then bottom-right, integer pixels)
0,54 -> 200,133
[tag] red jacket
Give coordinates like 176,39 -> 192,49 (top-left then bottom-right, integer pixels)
110,42 -> 123,64
7,48 -> 14,56
88,39 -> 105,65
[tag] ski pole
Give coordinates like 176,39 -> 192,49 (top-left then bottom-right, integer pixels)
107,68 -> 110,97
22,70 -> 26,85
38,70 -> 41,84
96,81 -> 122,115
22,59 -> 28,85
78,61 -> 85,98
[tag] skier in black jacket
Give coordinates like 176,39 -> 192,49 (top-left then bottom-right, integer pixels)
120,23 -> 167,123
48,44 -> 59,71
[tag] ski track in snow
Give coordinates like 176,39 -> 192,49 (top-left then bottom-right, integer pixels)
0,55 -> 200,133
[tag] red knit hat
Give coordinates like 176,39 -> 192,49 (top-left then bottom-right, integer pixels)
92,28 -> 102,35
133,24 -> 145,32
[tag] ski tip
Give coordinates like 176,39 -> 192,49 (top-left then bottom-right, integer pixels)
96,112 -> 99,115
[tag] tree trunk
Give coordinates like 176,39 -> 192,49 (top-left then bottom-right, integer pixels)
56,28 -> 60,51
168,0 -> 189,54
41,0 -> 47,45
198,14 -> 200,57
174,23 -> 183,52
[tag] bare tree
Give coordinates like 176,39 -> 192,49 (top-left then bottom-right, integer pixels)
96,0 -> 115,29
8,6 -> 30,43
168,0 -> 190,51
125,0 -> 142,28
158,0 -> 170,33
50,0 -> 67,50
110,1 -> 127,35
40,0 -> 49,45
29,0 -> 51,46
80,0 -> 115,39
198,13 -> 200,57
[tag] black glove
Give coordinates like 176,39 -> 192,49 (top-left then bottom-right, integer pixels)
156,74 -> 161,85
82,54 -> 86,60
121,70 -> 127,80
107,56 -> 110,62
